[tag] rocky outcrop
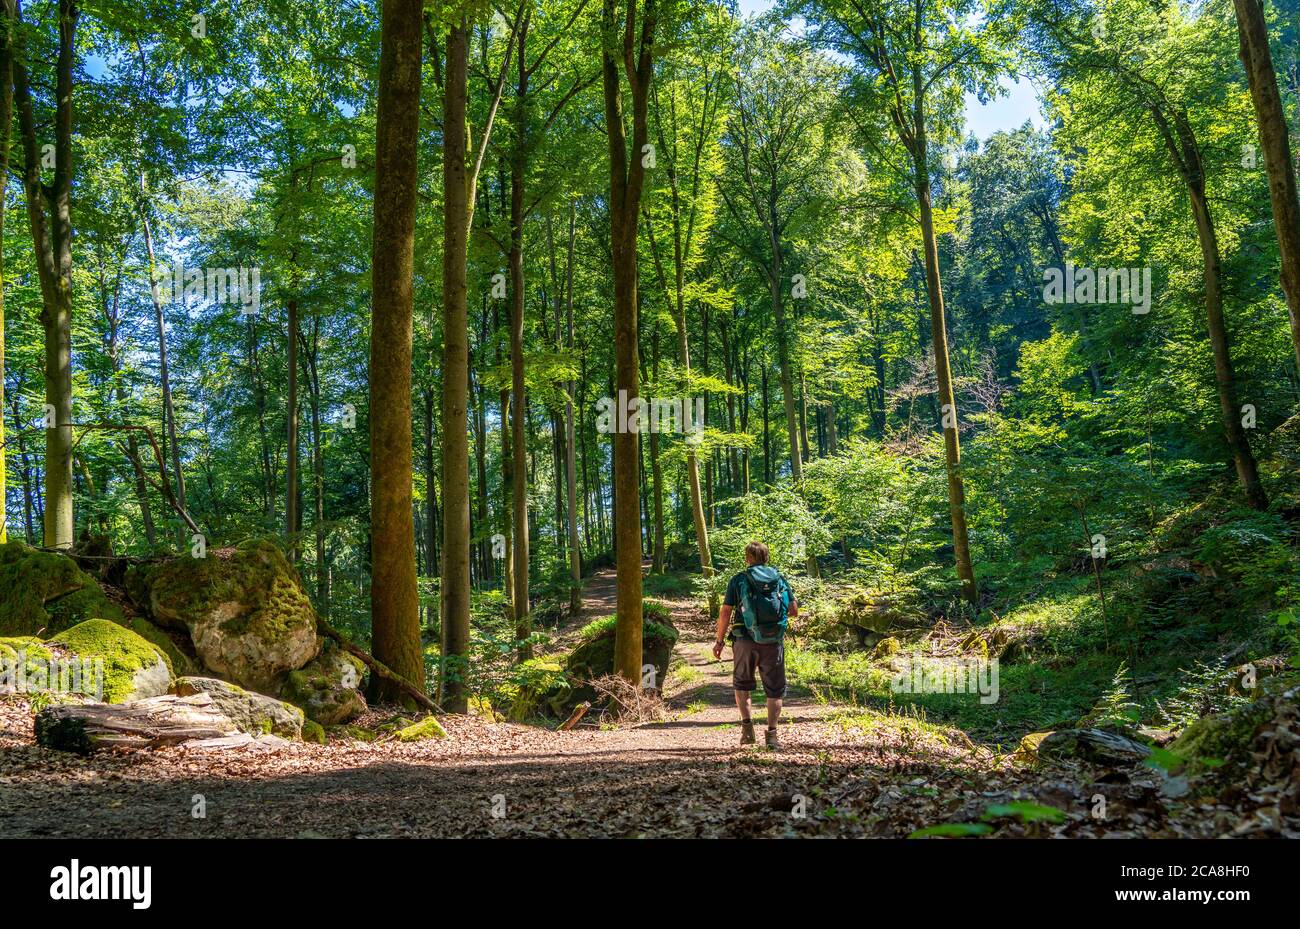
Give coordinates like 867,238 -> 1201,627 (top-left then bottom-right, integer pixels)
281,639 -> 367,725
0,541 -> 125,636
132,540 -> 319,692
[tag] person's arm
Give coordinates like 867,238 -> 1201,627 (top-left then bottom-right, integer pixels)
789,597 -> 799,619
712,605 -> 732,660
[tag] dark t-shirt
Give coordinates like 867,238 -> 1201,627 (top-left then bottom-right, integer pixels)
724,568 -> 794,641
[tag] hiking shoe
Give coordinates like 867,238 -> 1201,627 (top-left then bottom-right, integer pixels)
740,721 -> 756,745
765,727 -> 780,751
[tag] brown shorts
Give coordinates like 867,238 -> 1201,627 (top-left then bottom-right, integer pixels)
731,637 -> 787,699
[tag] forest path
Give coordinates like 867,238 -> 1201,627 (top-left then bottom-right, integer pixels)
574,563 -> 840,740
0,569 -> 968,839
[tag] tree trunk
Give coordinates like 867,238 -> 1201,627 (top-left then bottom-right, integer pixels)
508,34 -> 531,658
12,0 -> 77,549
1234,0 -> 1300,373
601,0 -> 656,684
369,0 -> 425,702
439,18 -> 473,712
141,206 -> 187,543
0,10 -> 9,543
563,205 -> 582,612
913,125 -> 977,601
1187,182 -> 1268,509
286,295 -> 299,551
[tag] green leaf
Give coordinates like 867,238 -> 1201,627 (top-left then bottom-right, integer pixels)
981,801 -> 1066,824
908,822 -> 993,838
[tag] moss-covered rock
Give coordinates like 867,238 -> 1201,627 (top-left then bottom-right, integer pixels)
133,539 -> 319,692
506,658 -> 573,722
172,676 -> 304,739
126,618 -> 195,676
1169,699 -> 1274,766
0,541 -> 125,637
49,619 -> 173,704
0,635 -> 53,666
327,724 -> 377,742
395,715 -> 448,741
301,719 -> 326,744
281,639 -> 367,725
553,611 -> 679,712
872,637 -> 900,660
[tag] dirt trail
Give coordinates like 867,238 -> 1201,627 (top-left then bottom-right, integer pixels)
572,564 -> 838,749
0,569 -> 967,838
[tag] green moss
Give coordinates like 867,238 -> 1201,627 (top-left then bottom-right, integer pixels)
577,609 -> 677,645
1170,700 -> 1272,765
0,541 -> 124,636
0,636 -> 56,685
126,619 -> 192,675
145,539 -> 314,644
0,636 -> 53,665
50,619 -> 172,703
327,724 -> 377,742
301,719 -> 326,744
395,715 -> 448,741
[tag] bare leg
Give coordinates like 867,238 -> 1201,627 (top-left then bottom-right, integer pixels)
734,690 -> 752,722
766,698 -> 782,729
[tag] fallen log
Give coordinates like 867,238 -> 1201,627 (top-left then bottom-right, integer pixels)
316,618 -> 442,714
35,693 -> 238,754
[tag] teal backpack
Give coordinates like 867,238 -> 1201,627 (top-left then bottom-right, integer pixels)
737,566 -> 791,644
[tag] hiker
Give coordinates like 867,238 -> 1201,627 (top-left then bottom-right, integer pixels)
712,541 -> 798,749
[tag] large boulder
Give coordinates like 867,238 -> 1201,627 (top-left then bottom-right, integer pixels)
48,619 -> 173,704
172,676 -> 304,739
281,639 -> 367,725
0,541 -> 125,636
562,609 -> 678,708
132,540 -> 319,692
837,587 -> 920,648
505,657 -> 573,722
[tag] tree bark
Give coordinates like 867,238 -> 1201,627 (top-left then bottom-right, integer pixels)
1234,0 -> 1300,373
912,102 -> 977,602
508,18 -> 531,658
0,7 -> 9,543
439,19 -> 473,712
12,0 -> 77,549
601,0 -> 657,684
369,0 -> 425,702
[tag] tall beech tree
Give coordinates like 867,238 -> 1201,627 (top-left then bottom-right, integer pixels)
11,0 -> 78,549
601,0 -> 658,684
1030,1 -> 1267,510
440,6 -> 518,711
368,0 -> 425,700
796,0 -> 1009,600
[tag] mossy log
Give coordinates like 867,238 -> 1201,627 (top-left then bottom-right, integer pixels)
35,693 -> 237,753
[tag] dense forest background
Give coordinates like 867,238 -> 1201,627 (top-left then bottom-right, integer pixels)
2,0 -> 1299,740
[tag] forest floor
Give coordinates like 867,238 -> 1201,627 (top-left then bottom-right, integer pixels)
0,568 -> 1280,838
